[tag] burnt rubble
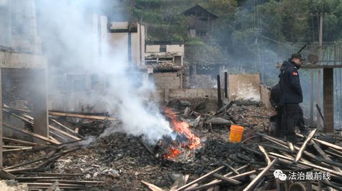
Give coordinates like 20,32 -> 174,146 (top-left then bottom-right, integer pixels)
1,100 -> 342,190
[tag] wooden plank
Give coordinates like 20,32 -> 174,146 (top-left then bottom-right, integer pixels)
258,145 -> 271,165
141,180 -> 165,191
212,173 -> 241,185
243,159 -> 278,191
49,125 -> 81,141
186,169 -> 256,191
176,166 -> 225,191
3,137 -> 39,146
269,152 -> 342,177
49,111 -> 116,121
3,123 -> 59,145
0,169 -> 15,179
3,147 -> 33,152
295,129 -> 317,163
50,119 -> 79,136
312,140 -> 342,173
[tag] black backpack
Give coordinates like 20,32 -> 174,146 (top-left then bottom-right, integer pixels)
270,83 -> 280,108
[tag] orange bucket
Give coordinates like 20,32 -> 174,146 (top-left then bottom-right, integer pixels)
229,125 -> 244,143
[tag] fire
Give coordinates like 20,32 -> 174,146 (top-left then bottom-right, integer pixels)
163,147 -> 182,160
163,108 -> 201,159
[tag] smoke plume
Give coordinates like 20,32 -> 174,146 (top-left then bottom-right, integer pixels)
36,0 -> 173,143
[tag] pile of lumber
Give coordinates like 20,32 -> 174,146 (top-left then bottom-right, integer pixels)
142,129 -> 342,190
1,106 -> 112,190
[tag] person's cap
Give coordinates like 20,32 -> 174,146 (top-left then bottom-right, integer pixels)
291,53 -> 305,61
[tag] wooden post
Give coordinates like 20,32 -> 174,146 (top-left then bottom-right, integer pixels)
323,68 -> 334,132
224,72 -> 228,98
0,68 -> 2,168
317,12 -> 324,129
217,75 -> 222,108
31,69 -> 49,140
310,71 -> 314,126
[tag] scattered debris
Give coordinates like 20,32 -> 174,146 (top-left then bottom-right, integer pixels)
2,100 -> 342,190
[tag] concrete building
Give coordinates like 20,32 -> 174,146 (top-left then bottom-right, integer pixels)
107,21 -> 146,67
145,43 -> 184,66
145,42 -> 185,91
0,0 -> 48,166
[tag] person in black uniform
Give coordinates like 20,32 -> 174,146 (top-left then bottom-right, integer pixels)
278,53 -> 306,142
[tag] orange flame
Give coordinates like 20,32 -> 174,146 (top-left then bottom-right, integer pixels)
163,108 -> 201,159
163,147 -> 182,160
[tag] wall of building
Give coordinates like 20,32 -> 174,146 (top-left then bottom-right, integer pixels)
145,44 -> 184,55
168,88 -> 217,100
228,74 -> 261,101
260,84 -> 272,109
107,21 -> 145,66
152,72 -> 182,89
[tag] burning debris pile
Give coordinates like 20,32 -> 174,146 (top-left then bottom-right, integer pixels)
2,100 -> 342,190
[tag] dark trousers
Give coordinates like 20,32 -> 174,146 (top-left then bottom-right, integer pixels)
279,104 -> 304,142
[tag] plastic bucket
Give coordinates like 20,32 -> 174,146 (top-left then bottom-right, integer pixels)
229,125 -> 244,143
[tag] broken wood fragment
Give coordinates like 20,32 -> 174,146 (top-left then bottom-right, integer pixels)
176,166 -> 225,191
269,152 -> 342,177
141,180 -> 165,191
49,125 -> 81,141
296,133 -> 342,151
287,142 -> 294,153
243,158 -> 278,191
212,173 -> 241,185
0,169 -> 16,179
294,129 -> 317,163
222,162 -> 239,175
3,147 -> 33,152
312,140 -> 342,173
258,145 -> 271,165
50,119 -> 81,137
185,169 -> 255,191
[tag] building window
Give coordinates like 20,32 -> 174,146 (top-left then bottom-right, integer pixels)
160,45 -> 166,52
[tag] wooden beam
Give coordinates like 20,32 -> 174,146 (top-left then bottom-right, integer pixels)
295,129 -> 317,163
3,137 -> 38,146
49,111 -> 116,121
243,158 -> 278,191
323,68 -> 334,132
3,123 -> 59,145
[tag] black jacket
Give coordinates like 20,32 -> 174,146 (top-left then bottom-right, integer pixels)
279,60 -> 303,104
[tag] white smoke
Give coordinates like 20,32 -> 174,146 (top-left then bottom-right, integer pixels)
36,0 -> 173,143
